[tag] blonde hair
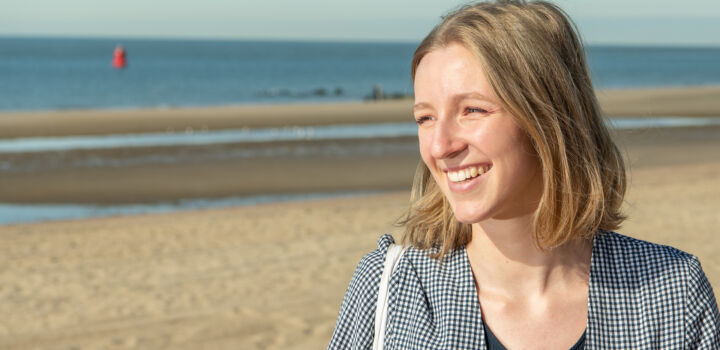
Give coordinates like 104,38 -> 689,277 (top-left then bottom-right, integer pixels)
399,0 -> 626,260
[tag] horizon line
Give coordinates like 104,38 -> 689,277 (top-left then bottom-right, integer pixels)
2,33 -> 720,49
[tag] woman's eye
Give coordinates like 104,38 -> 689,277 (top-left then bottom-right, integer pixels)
465,107 -> 488,114
415,116 -> 433,125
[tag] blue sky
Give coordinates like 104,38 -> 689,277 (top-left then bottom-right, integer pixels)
1,0 -> 719,46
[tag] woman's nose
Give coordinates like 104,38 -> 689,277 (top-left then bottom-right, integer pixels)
430,119 -> 466,159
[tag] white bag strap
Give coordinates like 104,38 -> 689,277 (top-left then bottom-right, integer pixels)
372,243 -> 408,350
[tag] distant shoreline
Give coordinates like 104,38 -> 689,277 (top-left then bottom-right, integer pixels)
0,83 -> 718,114
1,85 -> 720,139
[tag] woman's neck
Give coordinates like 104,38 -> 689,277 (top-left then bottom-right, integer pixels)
466,214 -> 592,298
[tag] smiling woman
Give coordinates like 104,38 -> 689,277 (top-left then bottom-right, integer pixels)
412,43 -> 546,238
327,1 -> 720,349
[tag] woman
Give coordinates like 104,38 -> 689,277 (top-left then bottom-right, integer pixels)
328,1 -> 720,349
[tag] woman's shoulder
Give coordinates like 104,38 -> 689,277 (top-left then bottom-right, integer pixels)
326,234 -> 402,349
352,233 -> 397,278
592,230 -> 715,304
593,231 -> 719,346
335,234 -> 399,305
594,230 -> 700,270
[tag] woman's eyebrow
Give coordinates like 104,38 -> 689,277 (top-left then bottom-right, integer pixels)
454,92 -> 494,103
412,102 -> 433,112
413,92 -> 496,113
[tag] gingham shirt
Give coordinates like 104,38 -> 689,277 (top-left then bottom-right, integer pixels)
328,231 -> 720,349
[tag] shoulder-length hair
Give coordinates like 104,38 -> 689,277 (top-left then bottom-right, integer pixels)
398,0 -> 627,260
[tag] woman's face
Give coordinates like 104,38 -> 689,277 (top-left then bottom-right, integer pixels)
413,43 -> 543,223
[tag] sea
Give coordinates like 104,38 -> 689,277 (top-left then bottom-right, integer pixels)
1,36 -> 720,111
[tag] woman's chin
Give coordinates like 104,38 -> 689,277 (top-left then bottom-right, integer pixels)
450,205 -> 488,225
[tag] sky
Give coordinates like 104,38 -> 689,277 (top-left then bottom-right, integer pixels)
1,0 -> 719,46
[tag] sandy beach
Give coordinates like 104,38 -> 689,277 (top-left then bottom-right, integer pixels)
0,86 -> 719,349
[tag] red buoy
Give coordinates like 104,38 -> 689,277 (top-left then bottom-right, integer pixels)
113,45 -> 127,69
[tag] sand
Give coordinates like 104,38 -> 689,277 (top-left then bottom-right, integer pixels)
0,86 -> 719,349
597,85 -> 720,117
0,150 -> 718,349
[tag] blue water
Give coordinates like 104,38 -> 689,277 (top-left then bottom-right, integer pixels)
1,36 -> 720,111
0,37 -> 415,111
0,191 -> 379,226
586,46 -> 720,89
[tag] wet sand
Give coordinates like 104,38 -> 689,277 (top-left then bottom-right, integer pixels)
2,126 -> 720,205
0,138 -> 420,204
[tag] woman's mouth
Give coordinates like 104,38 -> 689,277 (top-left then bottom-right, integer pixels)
445,164 -> 492,193
447,164 -> 492,183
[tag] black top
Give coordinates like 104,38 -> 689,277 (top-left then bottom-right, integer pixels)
484,322 -> 586,350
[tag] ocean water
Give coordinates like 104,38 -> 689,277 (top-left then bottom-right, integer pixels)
0,191 -> 380,226
1,36 -> 720,112
0,37 -> 416,111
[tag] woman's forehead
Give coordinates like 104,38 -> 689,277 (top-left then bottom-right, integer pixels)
413,45 -> 498,105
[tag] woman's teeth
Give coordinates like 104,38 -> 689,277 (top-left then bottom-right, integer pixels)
447,165 -> 492,183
